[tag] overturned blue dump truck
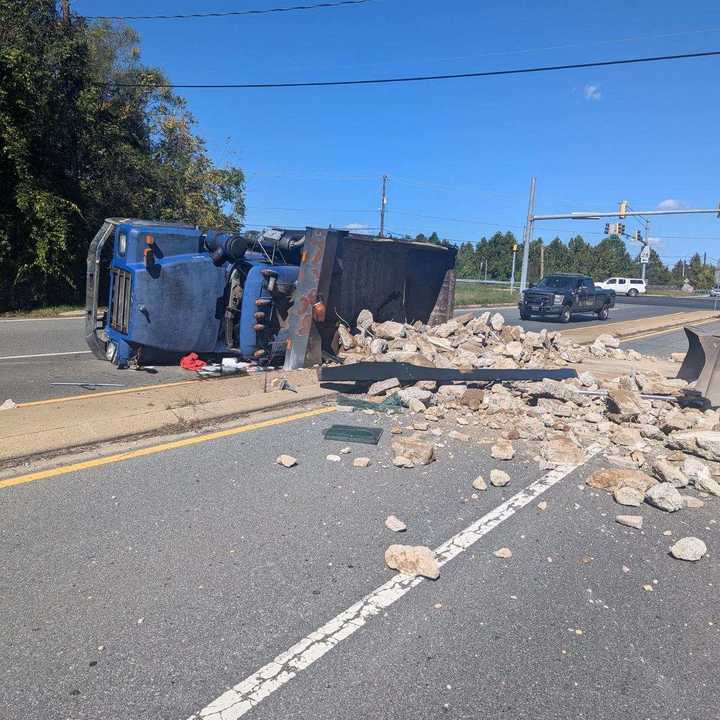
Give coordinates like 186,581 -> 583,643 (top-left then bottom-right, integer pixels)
85,220 -> 456,369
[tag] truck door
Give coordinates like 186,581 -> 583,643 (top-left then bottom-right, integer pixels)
578,278 -> 594,310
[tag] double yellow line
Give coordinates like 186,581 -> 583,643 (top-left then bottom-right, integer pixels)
0,407 -> 334,490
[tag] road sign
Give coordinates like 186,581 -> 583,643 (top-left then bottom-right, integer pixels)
640,245 -> 650,263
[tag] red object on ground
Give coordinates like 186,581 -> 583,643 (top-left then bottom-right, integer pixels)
179,352 -> 206,371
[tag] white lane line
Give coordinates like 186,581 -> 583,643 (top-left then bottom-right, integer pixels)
0,350 -> 91,361
188,442 -> 604,720
0,316 -> 84,323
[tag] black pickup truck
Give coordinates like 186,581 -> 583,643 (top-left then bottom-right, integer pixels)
518,273 -> 615,323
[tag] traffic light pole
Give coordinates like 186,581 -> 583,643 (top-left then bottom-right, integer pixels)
517,178 -> 719,293
518,177 -> 536,292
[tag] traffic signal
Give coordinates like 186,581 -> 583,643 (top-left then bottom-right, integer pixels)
604,223 -> 610,234
618,223 -> 626,235
619,200 -> 628,219
634,229 -> 642,242
512,243 -> 517,252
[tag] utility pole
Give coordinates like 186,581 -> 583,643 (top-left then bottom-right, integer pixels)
539,241 -> 544,279
519,176 -> 536,292
509,243 -> 518,292
484,258 -> 488,281
379,175 -> 388,238
60,0 -> 70,23
704,251 -> 707,266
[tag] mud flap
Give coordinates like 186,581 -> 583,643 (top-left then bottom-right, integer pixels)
677,326 -> 720,406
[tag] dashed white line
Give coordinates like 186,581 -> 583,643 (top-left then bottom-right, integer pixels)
187,442 -> 604,720
0,350 -> 92,361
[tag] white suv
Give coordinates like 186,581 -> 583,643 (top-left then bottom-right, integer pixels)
595,277 -> 646,297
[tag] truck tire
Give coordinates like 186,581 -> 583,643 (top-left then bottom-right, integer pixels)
519,310 -> 531,321
627,288 -> 639,297
559,306 -> 571,323
597,304 -> 609,320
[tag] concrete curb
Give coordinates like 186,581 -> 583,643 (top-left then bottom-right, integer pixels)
560,310 -> 720,345
0,369 -> 336,466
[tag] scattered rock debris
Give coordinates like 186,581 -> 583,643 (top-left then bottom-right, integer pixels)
493,547 -> 513,559
353,457 -> 371,468
318,309 -> 719,575
276,454 -> 297,468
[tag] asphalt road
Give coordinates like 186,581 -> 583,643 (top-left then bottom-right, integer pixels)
615,294 -> 720,310
622,319 -> 720,358
1,409 -> 718,719
0,300 -> 711,403
492,301 -> 689,335
0,317 -> 190,403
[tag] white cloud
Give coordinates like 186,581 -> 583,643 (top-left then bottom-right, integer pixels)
583,84 -> 602,101
647,236 -> 663,247
344,223 -> 371,233
657,198 -> 683,210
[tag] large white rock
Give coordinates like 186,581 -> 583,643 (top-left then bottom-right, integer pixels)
490,469 -> 511,487
489,312 -> 505,332
670,536 -> 707,562
490,439 -> 515,460
367,377 -> 401,396
373,321 -> 406,340
645,482 -> 684,512
651,459 -> 688,488
541,437 -> 584,466
613,486 -> 644,506
385,544 -> 439,578
668,430 -> 720,462
391,436 -> 435,466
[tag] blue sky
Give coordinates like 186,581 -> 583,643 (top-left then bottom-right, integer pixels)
74,0 -> 720,268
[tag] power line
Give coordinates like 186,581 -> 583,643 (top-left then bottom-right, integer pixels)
95,50 -> 720,90
82,0 -> 371,21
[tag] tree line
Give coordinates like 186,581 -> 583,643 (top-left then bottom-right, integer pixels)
0,1 -> 245,311
414,231 -> 716,289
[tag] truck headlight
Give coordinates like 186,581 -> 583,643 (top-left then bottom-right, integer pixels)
553,294 -> 564,305
118,232 -> 127,256
105,341 -> 117,362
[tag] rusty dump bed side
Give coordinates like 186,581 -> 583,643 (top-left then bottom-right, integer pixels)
282,229 -> 456,370
330,233 -> 456,326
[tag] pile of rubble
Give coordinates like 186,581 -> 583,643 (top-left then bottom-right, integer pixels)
336,308 -> 644,369
330,309 -> 717,568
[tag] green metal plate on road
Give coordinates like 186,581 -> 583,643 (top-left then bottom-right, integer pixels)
322,424 -> 383,445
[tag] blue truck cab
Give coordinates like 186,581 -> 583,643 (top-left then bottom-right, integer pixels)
85,220 -> 302,367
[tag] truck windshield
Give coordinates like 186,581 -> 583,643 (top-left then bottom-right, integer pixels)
535,276 -> 580,290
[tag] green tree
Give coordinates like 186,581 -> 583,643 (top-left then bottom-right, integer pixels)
0,2 -> 245,310
671,260 -> 686,285
543,237 -> 572,275
645,248 -> 671,284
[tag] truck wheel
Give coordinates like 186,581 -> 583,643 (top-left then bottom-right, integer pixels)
627,288 -> 639,297
520,311 -> 531,321
559,306 -> 571,323
597,304 -> 609,320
